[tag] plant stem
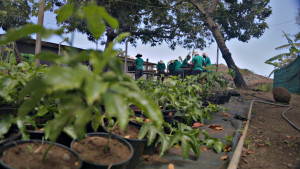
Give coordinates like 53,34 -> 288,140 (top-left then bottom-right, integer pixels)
42,142 -> 54,161
104,132 -> 111,153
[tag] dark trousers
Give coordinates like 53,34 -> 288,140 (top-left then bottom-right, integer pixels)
192,70 -> 202,76
135,69 -> 143,80
174,70 -> 184,78
158,70 -> 165,81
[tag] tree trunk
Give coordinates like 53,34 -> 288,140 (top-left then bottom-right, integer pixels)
189,0 -> 247,88
14,42 -> 22,63
208,19 -> 247,88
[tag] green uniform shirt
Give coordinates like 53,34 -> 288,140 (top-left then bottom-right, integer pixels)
181,58 -> 188,67
168,63 -> 174,72
192,55 -> 204,71
173,60 -> 183,72
204,57 -> 211,66
135,58 -> 143,70
157,63 -> 166,71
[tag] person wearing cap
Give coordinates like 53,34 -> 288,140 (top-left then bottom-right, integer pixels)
157,60 -> 166,81
173,59 -> 183,78
168,60 -> 175,76
191,51 -> 204,76
134,53 -> 143,80
203,52 -> 212,72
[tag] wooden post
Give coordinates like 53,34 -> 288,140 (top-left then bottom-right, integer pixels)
34,0 -> 45,66
146,58 -> 149,79
216,45 -> 219,72
124,38 -> 129,73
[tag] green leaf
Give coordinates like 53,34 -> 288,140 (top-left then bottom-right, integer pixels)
83,5 -> 105,39
43,66 -> 85,91
57,3 -> 74,23
103,90 -> 128,130
213,140 -> 223,153
138,123 -> 150,140
181,135 -> 190,159
44,112 -> 72,142
206,138 -> 214,149
91,108 -> 102,132
98,7 -> 119,30
37,106 -> 48,116
84,77 -> 108,106
0,114 -> 13,138
0,24 -> 44,44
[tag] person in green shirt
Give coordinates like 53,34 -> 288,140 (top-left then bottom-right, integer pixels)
203,52 -> 212,72
180,55 -> 191,68
181,55 -> 191,77
168,60 -> 175,76
157,60 -> 166,81
134,53 -> 143,80
191,51 -> 204,76
173,59 -> 183,78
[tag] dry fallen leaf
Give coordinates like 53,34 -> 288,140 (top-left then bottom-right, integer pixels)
286,135 -> 291,138
141,155 -> 150,161
168,163 -> 175,169
144,119 -> 152,123
192,122 -> 205,128
247,150 -> 254,154
168,112 -> 173,116
209,125 -> 223,130
124,135 -> 131,138
221,155 -> 228,160
257,143 -> 265,147
201,147 -> 207,151
219,113 -> 230,117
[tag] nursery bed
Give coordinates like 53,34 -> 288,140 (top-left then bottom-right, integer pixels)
137,96 -> 250,169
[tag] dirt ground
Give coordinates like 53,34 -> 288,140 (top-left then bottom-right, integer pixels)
238,90 -> 300,169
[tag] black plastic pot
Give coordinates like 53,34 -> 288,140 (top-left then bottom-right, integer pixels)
113,125 -> 147,169
0,105 -> 18,117
71,132 -> 134,169
226,94 -> 231,102
0,127 -> 21,148
216,95 -> 226,104
26,126 -> 73,147
0,140 -> 82,169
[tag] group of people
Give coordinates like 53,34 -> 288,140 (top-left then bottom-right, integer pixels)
133,51 -> 212,80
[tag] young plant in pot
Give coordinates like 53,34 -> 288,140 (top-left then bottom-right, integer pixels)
0,3 -> 163,169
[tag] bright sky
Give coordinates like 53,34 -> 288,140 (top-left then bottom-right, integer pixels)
1,1 -> 299,78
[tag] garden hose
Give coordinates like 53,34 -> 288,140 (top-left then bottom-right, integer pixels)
227,98 -> 299,169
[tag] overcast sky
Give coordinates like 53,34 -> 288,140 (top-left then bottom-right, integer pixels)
1,1 -> 299,78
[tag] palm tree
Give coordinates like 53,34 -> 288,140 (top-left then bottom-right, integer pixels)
265,31 -> 300,77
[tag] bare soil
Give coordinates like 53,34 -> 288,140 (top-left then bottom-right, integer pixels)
1,142 -> 81,169
113,125 -> 141,139
238,90 -> 300,169
72,136 -> 131,165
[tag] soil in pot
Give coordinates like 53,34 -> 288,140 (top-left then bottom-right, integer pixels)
0,141 -> 81,169
72,136 -> 130,164
72,134 -> 132,169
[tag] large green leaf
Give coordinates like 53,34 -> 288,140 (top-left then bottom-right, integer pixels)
83,5 -> 105,39
213,140 -> 223,153
0,24 -> 44,44
57,3 -> 74,23
43,66 -> 86,91
84,76 -> 108,106
44,111 -> 72,142
0,114 -> 13,138
103,89 -> 128,130
181,135 -> 190,159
